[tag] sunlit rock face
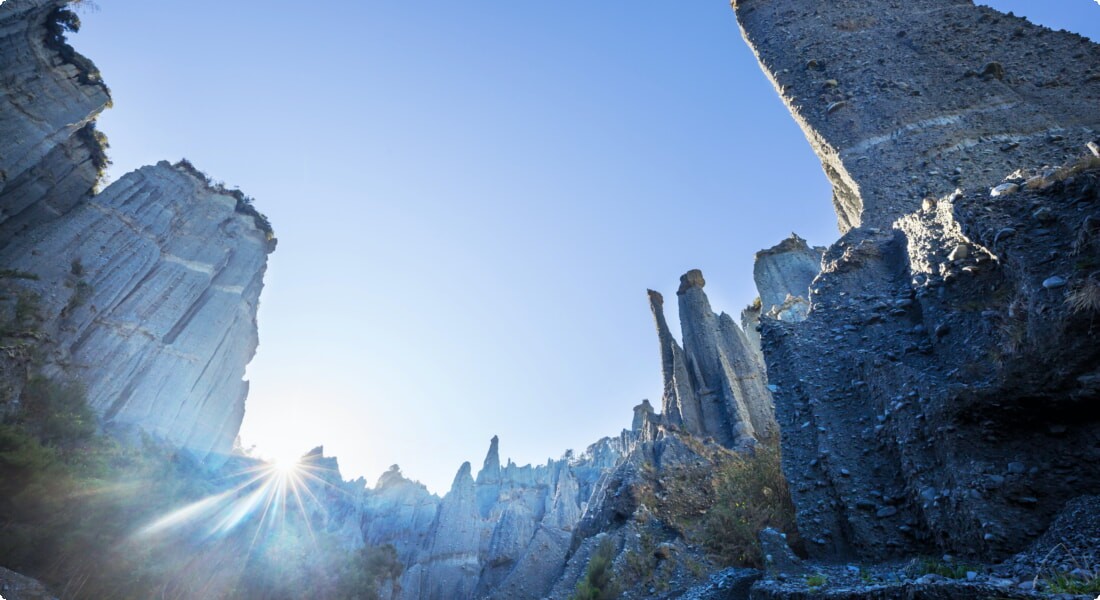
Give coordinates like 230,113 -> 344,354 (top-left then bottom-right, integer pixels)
0,162 -> 271,459
0,0 -> 272,462
735,0 -> 1100,562
648,271 -> 776,448
0,0 -> 110,243
387,435 -> 633,600
754,234 -> 823,323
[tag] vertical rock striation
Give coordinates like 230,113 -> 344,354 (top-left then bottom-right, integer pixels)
0,162 -> 273,459
387,435 -> 633,600
648,270 -> 775,448
0,0 -> 111,243
735,0 -> 1100,561
0,0 -> 274,462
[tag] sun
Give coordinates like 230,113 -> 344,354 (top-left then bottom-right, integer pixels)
269,453 -> 302,476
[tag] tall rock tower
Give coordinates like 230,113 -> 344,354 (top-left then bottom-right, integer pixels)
648,270 -> 776,448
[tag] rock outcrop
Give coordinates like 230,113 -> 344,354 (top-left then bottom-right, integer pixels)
364,435 -> 633,600
0,0 -> 110,242
0,162 -> 273,459
733,0 -> 1100,233
753,234 -> 823,323
0,0 -> 274,461
648,270 -> 776,448
736,0 -> 1100,562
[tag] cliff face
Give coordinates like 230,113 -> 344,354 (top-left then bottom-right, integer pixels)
0,0 -> 110,241
0,0 -> 272,461
648,270 -> 776,448
733,0 -> 1100,233
736,0 -> 1100,561
1,162 -> 272,459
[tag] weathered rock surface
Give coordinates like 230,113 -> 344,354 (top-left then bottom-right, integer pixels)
736,0 -> 1100,566
0,0 -> 110,241
0,565 -> 58,600
754,234 -> 824,321
648,270 -> 776,448
733,0 -> 1100,233
0,162 -> 272,459
378,435 -> 633,600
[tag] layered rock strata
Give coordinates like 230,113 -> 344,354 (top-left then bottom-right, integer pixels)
735,0 -> 1100,562
648,270 -> 776,448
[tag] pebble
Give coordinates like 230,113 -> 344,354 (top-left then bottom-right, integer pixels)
948,244 -> 969,261
1032,206 -> 1055,222
827,100 -> 849,113
993,227 -> 1016,244
991,182 -> 1019,197
1043,276 -> 1067,289
876,506 -> 898,518
1007,462 -> 1027,474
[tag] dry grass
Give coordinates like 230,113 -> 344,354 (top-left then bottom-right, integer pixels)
1066,278 -> 1100,315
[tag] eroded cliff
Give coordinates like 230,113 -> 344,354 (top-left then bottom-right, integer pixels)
648,270 -> 776,449
0,0 -> 273,461
735,0 -> 1100,563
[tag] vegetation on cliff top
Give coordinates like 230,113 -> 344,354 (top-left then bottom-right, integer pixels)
175,159 -> 277,251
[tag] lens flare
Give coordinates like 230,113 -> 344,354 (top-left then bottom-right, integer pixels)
134,451 -> 336,543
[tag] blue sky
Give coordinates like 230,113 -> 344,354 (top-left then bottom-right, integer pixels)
74,1 -> 1100,493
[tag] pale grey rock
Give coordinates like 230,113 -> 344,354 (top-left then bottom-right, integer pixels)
657,270 -> 776,447
0,162 -> 271,460
648,288 -> 703,433
363,465 -> 440,562
409,462 -> 481,600
631,399 -> 659,442
649,273 -> 777,448
381,435 -> 631,600
0,0 -> 110,240
754,234 -> 824,319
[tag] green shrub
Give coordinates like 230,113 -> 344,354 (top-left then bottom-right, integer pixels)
909,557 -> 978,580
701,443 -> 799,567
1044,572 -> 1100,594
572,537 -> 621,600
13,377 -> 95,452
805,572 -> 827,588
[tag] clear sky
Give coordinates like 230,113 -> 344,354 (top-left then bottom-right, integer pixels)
74,1 -> 1099,494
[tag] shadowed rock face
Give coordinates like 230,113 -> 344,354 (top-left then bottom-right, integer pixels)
736,0 -> 1100,561
733,0 -> 1100,232
648,271 -> 776,449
